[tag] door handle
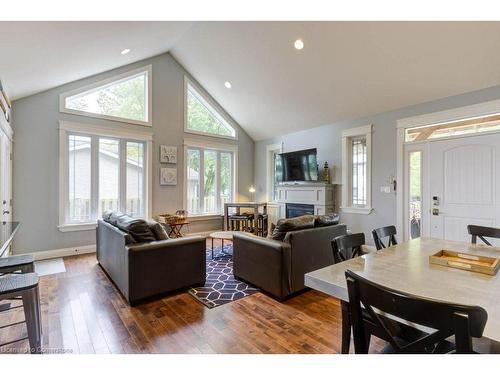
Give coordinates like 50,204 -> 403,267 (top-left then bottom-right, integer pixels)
2,210 -> 9,215
432,208 -> 439,216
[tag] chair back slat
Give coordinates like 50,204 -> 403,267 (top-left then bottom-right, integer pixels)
372,225 -> 398,250
345,270 -> 487,353
467,225 -> 500,246
331,233 -> 365,264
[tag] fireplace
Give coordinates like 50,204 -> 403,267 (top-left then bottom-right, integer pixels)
286,203 -> 315,218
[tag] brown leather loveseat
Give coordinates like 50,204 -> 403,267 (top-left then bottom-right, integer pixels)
96,212 -> 206,305
233,215 -> 346,300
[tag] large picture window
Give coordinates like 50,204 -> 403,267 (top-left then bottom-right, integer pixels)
184,77 -> 237,139
185,142 -> 236,216
60,66 -> 152,126
60,121 -> 151,231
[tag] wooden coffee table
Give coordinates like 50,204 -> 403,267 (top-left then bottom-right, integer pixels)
209,231 -> 234,259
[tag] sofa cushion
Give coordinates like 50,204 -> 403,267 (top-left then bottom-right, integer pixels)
148,221 -> 169,240
269,214 -> 316,241
314,213 -> 340,227
115,215 -> 156,243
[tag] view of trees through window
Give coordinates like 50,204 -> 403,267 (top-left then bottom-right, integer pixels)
186,83 -> 236,138
187,147 -> 233,215
65,71 -> 147,122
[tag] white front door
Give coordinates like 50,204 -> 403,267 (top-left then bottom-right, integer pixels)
428,132 -> 500,245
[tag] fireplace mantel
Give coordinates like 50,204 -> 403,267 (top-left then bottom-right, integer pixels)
276,183 -> 336,219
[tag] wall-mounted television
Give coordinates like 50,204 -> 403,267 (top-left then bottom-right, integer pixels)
275,148 -> 318,182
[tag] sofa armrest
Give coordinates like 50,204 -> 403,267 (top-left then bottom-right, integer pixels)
233,232 -> 292,299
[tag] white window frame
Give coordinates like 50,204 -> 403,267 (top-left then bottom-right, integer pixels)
59,65 -> 153,127
183,138 -> 238,219
341,124 -> 373,214
266,143 -> 282,203
58,120 -> 153,232
184,76 -> 238,140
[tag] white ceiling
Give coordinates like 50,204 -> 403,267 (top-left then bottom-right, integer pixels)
3,22 -> 500,141
0,21 -> 193,100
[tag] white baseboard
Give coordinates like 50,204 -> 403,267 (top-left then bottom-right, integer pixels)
25,244 -> 96,261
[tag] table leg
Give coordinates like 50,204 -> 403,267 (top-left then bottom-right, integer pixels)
211,237 -> 214,259
254,206 -> 258,234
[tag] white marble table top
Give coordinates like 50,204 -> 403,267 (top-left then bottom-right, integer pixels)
304,237 -> 500,341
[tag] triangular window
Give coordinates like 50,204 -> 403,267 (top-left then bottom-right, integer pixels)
185,79 -> 236,138
60,66 -> 151,126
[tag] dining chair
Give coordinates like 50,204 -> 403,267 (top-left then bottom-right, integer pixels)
372,225 -> 398,250
345,269 -> 488,353
467,225 -> 500,246
331,233 -> 365,265
331,233 -> 366,353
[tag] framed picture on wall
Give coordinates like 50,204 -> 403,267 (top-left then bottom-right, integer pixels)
160,145 -> 177,164
160,167 -> 177,186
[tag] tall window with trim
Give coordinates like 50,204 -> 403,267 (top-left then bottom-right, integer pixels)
62,125 -> 149,229
186,146 -> 234,215
185,78 -> 237,139
341,125 -> 372,214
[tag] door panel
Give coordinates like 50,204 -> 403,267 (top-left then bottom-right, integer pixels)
429,133 -> 500,245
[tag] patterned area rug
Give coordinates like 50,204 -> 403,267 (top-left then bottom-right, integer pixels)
188,244 -> 259,308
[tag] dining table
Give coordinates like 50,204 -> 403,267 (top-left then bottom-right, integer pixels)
304,237 -> 500,347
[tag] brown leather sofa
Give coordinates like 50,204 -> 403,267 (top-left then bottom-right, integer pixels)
233,224 -> 347,299
97,217 -> 206,305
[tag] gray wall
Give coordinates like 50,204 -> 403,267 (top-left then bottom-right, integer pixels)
12,52 -> 254,254
255,84 -> 500,244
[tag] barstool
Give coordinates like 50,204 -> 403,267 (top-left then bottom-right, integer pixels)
0,255 -> 35,274
0,273 -> 42,353
229,214 -> 255,232
257,214 -> 268,237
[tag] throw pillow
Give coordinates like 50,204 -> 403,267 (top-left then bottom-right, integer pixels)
148,221 -> 169,240
270,214 -> 316,241
115,215 -> 156,243
315,213 -> 340,227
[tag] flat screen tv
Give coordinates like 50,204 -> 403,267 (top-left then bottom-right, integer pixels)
276,148 -> 318,182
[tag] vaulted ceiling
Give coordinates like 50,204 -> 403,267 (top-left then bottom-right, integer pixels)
3,21 -> 500,141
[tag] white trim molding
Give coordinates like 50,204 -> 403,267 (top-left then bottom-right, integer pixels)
341,124 -> 373,215
266,143 -> 282,202
59,65 -> 153,127
183,76 -> 238,140
24,244 -> 96,261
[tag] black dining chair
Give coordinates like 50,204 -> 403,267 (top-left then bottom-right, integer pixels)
467,225 -> 500,246
331,233 -> 366,354
372,225 -> 398,250
345,269 -> 488,354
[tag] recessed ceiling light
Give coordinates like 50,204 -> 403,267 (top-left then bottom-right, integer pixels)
294,39 -> 304,50
121,48 -> 131,55
224,81 -> 232,89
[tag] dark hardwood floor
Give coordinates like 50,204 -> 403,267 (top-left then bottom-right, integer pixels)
0,240 -> 384,354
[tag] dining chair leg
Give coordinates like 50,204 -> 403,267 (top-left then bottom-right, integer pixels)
22,286 -> 42,354
341,300 -> 351,354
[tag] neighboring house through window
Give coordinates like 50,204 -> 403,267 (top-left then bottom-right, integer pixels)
59,121 -> 152,231
60,65 -> 152,126
341,124 -> 373,214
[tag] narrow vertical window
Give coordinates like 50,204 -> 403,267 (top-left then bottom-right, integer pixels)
220,152 -> 232,209
68,135 -> 91,222
187,149 -> 201,215
99,138 -> 120,216
126,142 -> 145,217
408,151 -> 422,239
203,150 -> 217,214
351,137 -> 367,206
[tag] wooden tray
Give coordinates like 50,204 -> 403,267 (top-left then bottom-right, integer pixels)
429,249 -> 500,276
